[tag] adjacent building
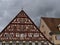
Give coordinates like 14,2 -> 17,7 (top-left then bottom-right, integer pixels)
40,17 -> 60,45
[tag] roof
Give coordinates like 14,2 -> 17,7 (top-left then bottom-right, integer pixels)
0,10 -> 45,41
41,17 -> 60,34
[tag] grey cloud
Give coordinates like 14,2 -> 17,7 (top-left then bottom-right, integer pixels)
0,0 -> 60,31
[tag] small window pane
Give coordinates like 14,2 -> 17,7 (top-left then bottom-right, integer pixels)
29,43 -> 32,45
16,33 -> 20,37
10,33 -> 14,37
56,35 -> 60,40
4,33 -> 9,38
35,43 -> 38,45
34,33 -> 39,37
28,33 -> 33,37
9,43 -> 12,45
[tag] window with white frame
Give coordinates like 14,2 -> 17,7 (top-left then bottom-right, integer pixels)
4,33 -> 9,38
20,34 -> 25,39
28,33 -> 33,37
34,33 -> 39,37
24,33 -> 27,38
9,33 -> 14,38
16,33 -> 20,37
20,34 -> 25,38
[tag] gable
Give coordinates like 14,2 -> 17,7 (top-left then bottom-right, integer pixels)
0,10 -> 44,41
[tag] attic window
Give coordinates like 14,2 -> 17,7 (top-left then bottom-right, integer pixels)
58,24 -> 60,30
34,33 -> 39,37
28,33 -> 33,37
16,33 -> 20,37
10,33 -> 14,37
4,33 -> 9,38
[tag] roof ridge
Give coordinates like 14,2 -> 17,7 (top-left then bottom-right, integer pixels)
41,17 -> 60,19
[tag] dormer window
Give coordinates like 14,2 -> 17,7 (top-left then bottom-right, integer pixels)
58,24 -> 60,30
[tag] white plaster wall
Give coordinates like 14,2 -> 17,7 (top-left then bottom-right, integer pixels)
40,19 -> 51,40
0,42 -> 2,45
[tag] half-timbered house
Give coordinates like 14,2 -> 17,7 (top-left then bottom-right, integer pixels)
0,10 -> 53,45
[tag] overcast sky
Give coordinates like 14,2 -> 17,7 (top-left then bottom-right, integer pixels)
0,0 -> 60,32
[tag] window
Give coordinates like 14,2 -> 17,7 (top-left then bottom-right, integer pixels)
29,43 -> 32,45
34,33 -> 39,37
24,33 -> 27,38
4,33 -> 9,38
35,43 -> 38,45
56,35 -> 60,40
10,33 -> 14,37
28,33 -> 33,37
4,33 -> 14,39
20,34 -> 25,37
16,33 -> 20,37
20,34 -> 25,39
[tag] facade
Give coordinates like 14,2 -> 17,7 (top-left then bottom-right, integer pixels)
40,17 -> 60,45
0,10 -> 51,45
